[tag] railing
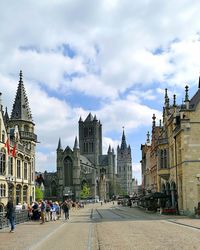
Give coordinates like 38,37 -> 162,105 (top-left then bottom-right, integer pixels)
19,131 -> 37,142
0,210 -> 29,229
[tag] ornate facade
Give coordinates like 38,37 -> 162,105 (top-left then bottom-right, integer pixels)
141,80 -> 200,215
44,114 -> 134,201
0,71 -> 37,211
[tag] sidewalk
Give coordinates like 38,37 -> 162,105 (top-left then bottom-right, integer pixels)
0,205 -> 93,250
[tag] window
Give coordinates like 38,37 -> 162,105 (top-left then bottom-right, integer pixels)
16,185 -> 21,205
17,160 -> 21,178
84,127 -> 88,137
64,157 -> 73,186
23,186 -> 28,202
24,162 -> 28,180
2,130 -> 5,143
0,184 -> 6,197
88,127 -> 93,136
0,150 -> 6,175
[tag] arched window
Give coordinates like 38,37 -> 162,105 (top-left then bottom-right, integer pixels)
0,149 -> 6,175
64,157 -> 73,186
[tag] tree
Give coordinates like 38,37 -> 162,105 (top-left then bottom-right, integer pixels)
35,186 -> 44,201
80,183 -> 91,199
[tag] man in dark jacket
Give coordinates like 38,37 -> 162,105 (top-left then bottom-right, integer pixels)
6,199 -> 15,232
62,200 -> 69,220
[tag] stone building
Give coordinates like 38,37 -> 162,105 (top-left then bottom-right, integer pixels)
117,130 -> 133,195
141,79 -> 200,215
44,113 -> 117,201
0,71 -> 37,211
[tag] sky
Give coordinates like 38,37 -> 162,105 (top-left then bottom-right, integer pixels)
1,0 -> 200,184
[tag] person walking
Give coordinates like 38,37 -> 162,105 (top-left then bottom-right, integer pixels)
62,200 -> 69,220
5,199 -> 15,233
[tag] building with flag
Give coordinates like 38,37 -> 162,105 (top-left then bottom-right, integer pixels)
0,71 -> 37,211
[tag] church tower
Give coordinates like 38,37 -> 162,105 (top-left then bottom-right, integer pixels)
79,113 -> 102,166
117,129 -> 132,195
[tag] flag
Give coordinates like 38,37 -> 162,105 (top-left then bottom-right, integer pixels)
12,143 -> 17,157
5,138 -> 10,155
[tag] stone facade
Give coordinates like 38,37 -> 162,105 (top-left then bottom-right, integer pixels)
0,71 -> 37,211
141,81 -> 200,215
44,115 -> 134,201
117,130 -> 132,195
44,113 -> 117,201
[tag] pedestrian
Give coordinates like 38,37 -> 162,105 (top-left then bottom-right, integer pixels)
62,200 -> 69,220
5,199 -> 15,233
39,199 -> 46,224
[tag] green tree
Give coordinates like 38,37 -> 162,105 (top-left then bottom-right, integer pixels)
80,183 -> 91,199
35,186 -> 44,201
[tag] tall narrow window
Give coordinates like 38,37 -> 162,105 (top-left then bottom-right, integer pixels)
23,186 -> 28,202
16,185 -> 21,205
0,150 -> 6,175
64,157 -> 73,186
17,160 -> 21,178
24,162 -> 28,180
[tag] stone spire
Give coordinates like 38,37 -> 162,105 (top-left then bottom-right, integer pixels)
152,114 -> 156,127
10,71 -> 33,122
146,131 -> 150,145
184,85 -> 189,102
73,136 -> 79,149
57,138 -> 63,150
173,94 -> 176,107
121,128 -> 127,150
198,76 -> 200,89
107,144 -> 111,154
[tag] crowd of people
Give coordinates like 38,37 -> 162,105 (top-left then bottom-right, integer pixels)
5,199 -> 85,232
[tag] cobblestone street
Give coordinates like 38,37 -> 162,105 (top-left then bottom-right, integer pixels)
1,203 -> 200,250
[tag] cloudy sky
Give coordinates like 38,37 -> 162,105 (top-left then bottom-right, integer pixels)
1,0 -> 200,184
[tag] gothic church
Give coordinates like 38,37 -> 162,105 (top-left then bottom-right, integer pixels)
44,113 -> 133,201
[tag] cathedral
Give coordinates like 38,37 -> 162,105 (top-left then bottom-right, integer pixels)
44,113 -> 133,201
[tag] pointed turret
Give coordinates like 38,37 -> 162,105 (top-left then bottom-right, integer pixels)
73,136 -> 79,149
79,116 -> 83,122
4,107 -> 9,126
152,114 -> 156,128
85,113 -> 93,122
121,128 -> 127,150
199,76 -> 200,89
10,70 -> 33,122
184,85 -> 190,109
57,138 -> 63,151
146,131 -> 150,145
93,115 -> 97,121
107,145 -> 111,154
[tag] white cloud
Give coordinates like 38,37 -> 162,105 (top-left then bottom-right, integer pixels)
1,0 -> 200,175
